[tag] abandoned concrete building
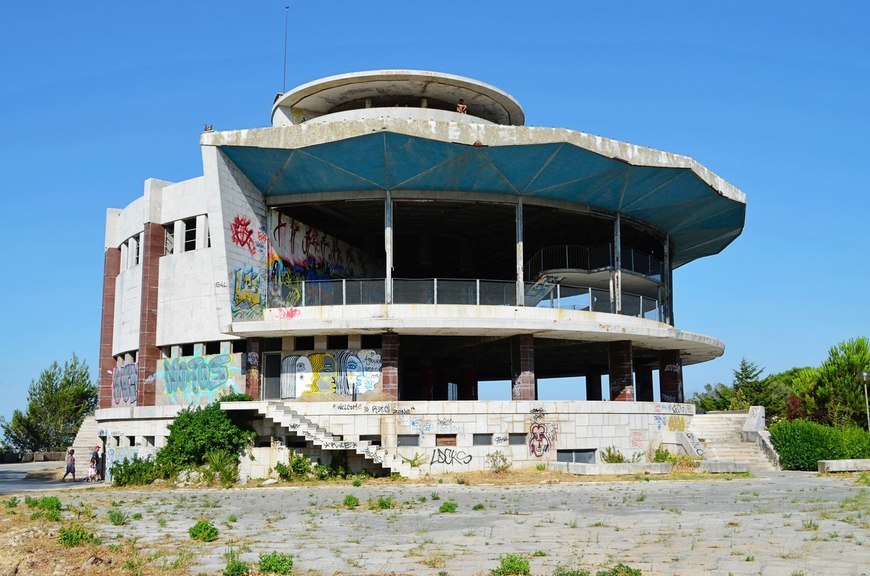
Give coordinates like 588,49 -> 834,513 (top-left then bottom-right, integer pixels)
87,70 -> 749,478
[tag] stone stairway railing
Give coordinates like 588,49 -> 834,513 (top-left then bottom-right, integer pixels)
257,401 -> 420,478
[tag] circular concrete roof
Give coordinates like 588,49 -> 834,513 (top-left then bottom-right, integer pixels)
272,70 -> 525,126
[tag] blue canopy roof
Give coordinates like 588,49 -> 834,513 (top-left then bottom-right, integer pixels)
220,131 -> 744,267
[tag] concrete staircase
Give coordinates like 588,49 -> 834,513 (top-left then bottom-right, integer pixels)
257,402 -> 421,478
689,411 -> 777,472
70,416 -> 102,477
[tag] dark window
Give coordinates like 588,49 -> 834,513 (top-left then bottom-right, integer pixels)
473,434 -> 492,446
205,341 -> 221,355
295,336 -> 314,350
231,340 -> 247,354
132,235 -> 141,265
556,449 -> 597,464
183,217 -> 197,251
327,335 -> 348,349
163,224 -> 175,255
360,435 -> 381,446
181,343 -> 194,357
285,436 -> 307,448
435,434 -> 456,447
509,433 -> 527,445
361,335 -> 382,349
397,435 -> 419,447
264,337 -> 282,352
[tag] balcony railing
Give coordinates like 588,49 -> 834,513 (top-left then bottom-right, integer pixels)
527,244 -> 663,281
288,278 -> 662,321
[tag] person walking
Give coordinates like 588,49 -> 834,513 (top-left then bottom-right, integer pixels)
61,449 -> 76,482
91,444 -> 102,481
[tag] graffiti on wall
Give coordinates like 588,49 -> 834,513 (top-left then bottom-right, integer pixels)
231,267 -> 263,319
266,213 -> 379,308
528,407 -> 557,457
276,349 -> 382,398
112,363 -> 138,406
430,448 -> 472,466
158,353 -> 242,405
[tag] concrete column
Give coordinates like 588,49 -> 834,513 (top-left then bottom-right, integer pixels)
510,334 -> 536,400
98,247 -> 121,409
245,338 -> 262,400
420,357 -> 434,401
608,340 -> 634,401
381,333 -> 399,400
515,199 -> 524,306
663,237 -> 672,324
585,371 -> 602,401
196,214 -> 209,250
659,350 -> 684,403
636,366 -> 654,402
385,192 -> 393,304
611,215 -> 622,314
461,363 -> 478,400
137,222 -> 163,406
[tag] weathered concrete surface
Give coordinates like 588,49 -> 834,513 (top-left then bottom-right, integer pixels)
552,462 -> 674,475
819,459 -> 870,473
697,461 -> 749,473
10,470 -> 867,575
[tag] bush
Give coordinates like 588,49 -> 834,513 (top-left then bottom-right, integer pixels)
111,455 -> 159,486
343,494 -> 360,508
439,501 -> 458,513
600,446 -> 642,464
107,509 -> 128,526
652,446 -> 671,463
205,450 -> 239,486
156,402 -> 254,478
58,524 -> 100,547
3,497 -> 19,508
189,520 -> 219,542
259,551 -> 294,575
219,393 -> 253,403
595,563 -> 642,576
491,553 -> 530,576
486,450 -> 512,474
770,419 -> 870,470
224,546 -> 249,576
288,453 -> 313,477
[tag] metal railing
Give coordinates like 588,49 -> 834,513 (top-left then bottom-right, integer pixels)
527,244 -> 663,281
287,278 -> 662,321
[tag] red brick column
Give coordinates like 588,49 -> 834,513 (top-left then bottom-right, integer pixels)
137,223 -> 163,407
511,334 -> 536,400
98,248 -> 121,409
245,338 -> 262,400
381,333 -> 399,400
585,371 -> 602,401
636,366 -> 654,402
659,350 -> 684,403
608,340 -> 634,401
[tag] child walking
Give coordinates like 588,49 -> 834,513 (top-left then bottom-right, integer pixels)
87,456 -> 97,482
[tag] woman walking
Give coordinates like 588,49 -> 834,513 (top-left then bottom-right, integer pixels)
61,448 -> 76,482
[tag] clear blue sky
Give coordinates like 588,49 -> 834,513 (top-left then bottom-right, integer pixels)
1,1 -> 868,422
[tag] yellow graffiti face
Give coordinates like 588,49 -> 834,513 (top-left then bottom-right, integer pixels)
295,356 -> 313,394
234,269 -> 261,307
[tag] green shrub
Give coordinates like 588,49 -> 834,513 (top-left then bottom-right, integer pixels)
111,455 -> 159,486
24,495 -> 38,508
601,446 -> 642,464
288,453 -> 312,477
486,450 -> 512,473
439,501 -> 458,513
352,478 -> 363,487
595,563 -> 642,576
156,402 -> 255,478
343,494 -> 360,508
553,566 -> 591,576
652,446 -> 671,462
44,508 -> 61,522
108,509 -> 128,526
491,553 -> 530,575
218,392 -> 253,403
3,496 -> 19,508
259,551 -> 294,575
189,520 -> 219,542
274,462 -> 292,481
473,503 -> 485,510
58,524 -> 100,547
770,420 -> 870,470
223,546 -> 249,576
205,450 -> 239,486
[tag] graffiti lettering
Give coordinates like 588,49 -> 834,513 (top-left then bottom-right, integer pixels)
333,403 -> 363,411
529,423 -> 551,457
663,363 -> 681,373
230,216 -> 256,255
410,418 -> 433,437
493,435 -> 508,445
322,441 -> 358,450
685,432 -> 706,456
215,281 -> 228,288
273,307 -> 301,320
162,354 -> 240,405
364,446 -> 383,464
630,430 -> 644,449
112,364 -> 138,406
667,403 -> 690,414
234,268 -> 261,307
430,448 -> 472,466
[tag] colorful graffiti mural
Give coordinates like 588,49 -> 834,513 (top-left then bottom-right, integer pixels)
157,353 -> 242,406
231,267 -> 264,319
112,363 -> 138,406
276,349 -> 381,398
266,213 -> 379,308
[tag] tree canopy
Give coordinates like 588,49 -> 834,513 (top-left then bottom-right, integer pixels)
0,355 -> 97,452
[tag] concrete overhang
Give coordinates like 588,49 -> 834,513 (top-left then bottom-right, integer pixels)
272,69 -> 525,126
227,304 -> 725,365
203,119 -> 746,267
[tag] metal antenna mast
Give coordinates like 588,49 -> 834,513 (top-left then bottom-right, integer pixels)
282,5 -> 289,93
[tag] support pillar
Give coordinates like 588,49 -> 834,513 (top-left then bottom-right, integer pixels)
245,338 -> 262,400
636,366 -> 654,402
460,362 -> 478,400
98,247 -> 121,409
585,371 -> 602,401
137,222 -> 163,407
659,350 -> 684,403
515,199 -> 525,307
385,192 -> 393,304
608,340 -> 634,401
381,333 -> 399,400
510,334 -> 536,400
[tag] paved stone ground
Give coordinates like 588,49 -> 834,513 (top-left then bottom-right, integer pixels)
19,471 -> 870,575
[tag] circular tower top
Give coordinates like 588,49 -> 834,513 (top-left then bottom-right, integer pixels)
272,69 -> 525,127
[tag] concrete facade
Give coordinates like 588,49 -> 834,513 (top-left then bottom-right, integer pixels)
93,70 -> 746,477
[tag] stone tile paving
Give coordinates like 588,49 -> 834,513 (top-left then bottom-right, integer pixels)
59,471 -> 868,575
